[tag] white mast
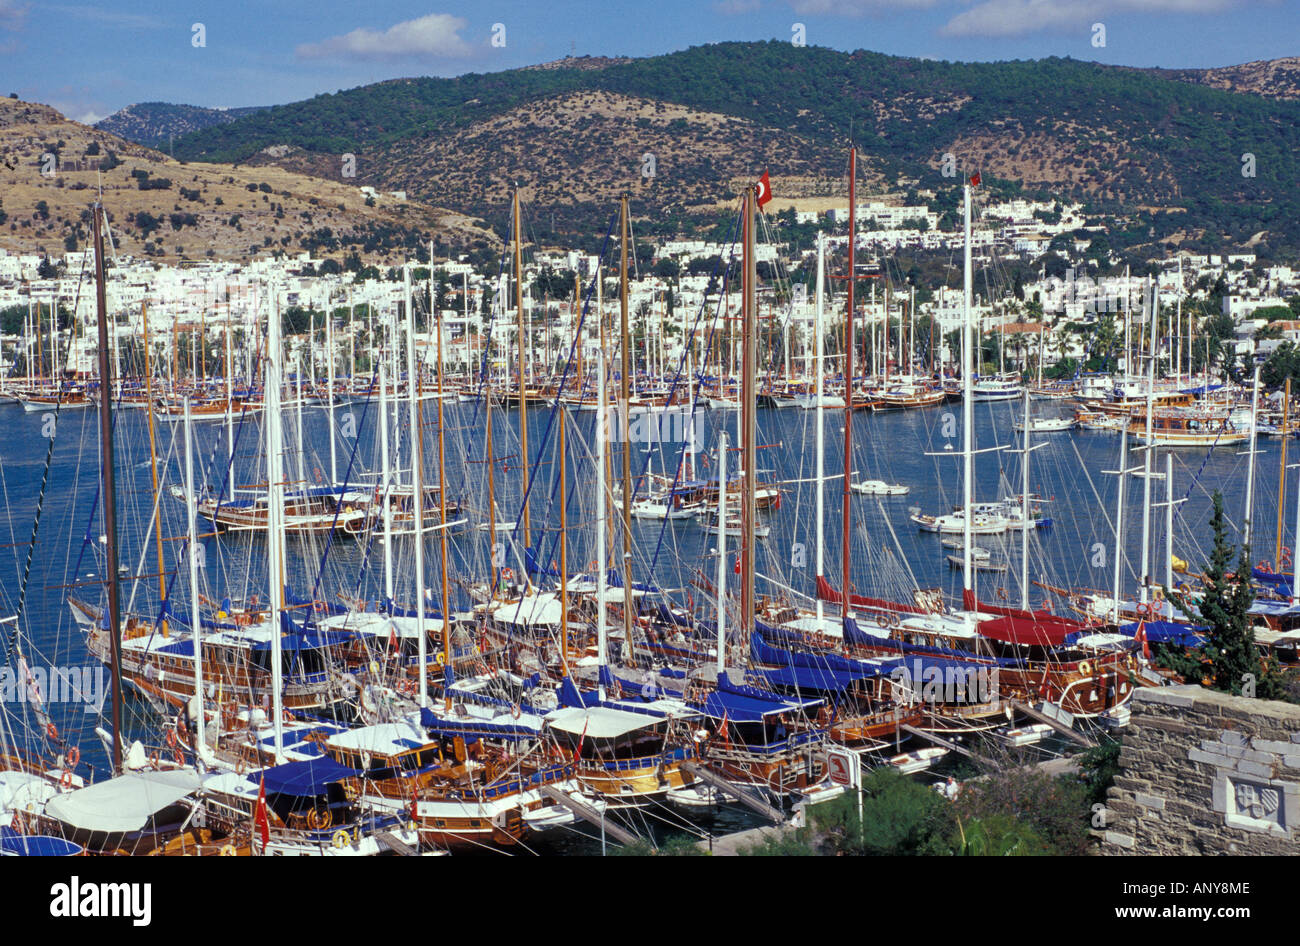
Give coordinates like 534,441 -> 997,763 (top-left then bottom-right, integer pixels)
715,430 -> 728,679
814,232 -> 826,628
595,309 -> 608,700
1165,453 -> 1175,591
1019,389 -> 1032,611
327,306 -> 337,485
266,292 -> 286,758
404,265 -> 428,707
962,183 -> 974,594
183,397 -> 206,759
379,357 -> 394,609
1243,364 -> 1261,551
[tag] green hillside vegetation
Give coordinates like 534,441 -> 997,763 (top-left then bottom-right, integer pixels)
167,42 -> 1300,254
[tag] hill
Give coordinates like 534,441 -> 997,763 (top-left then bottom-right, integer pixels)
96,102 -> 270,151
159,42 -> 1300,256
0,97 -> 496,265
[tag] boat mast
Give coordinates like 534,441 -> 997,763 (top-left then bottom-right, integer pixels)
379,356 -> 394,609
1276,378 -> 1291,567
327,305 -> 337,485
141,300 -> 168,635
266,292 -> 286,758
815,232 -> 826,627
514,188 -> 531,550
618,198 -> 635,666
962,182 -> 974,595
841,146 -> 857,627
715,430 -> 728,678
1019,388 -> 1032,611
1243,364 -> 1260,551
559,407 -> 569,670
595,294 -> 608,699
404,264 -> 428,708
434,244 -> 452,712
92,204 -> 124,774
741,181 -> 757,649
183,396 -> 206,759
1138,279 -> 1157,605
1111,422 -> 1128,626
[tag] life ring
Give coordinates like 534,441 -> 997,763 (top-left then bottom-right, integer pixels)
1177,582 -> 1191,594
1078,660 -> 1093,676
306,807 -> 333,831
331,829 -> 349,849
1283,546 -> 1294,568
166,729 -> 178,749
1041,598 -> 1053,612
172,745 -> 185,766
1258,560 -> 1273,574
60,768 -> 73,789
45,722 -> 58,742
511,703 -> 522,720
995,586 -> 1009,601
219,844 -> 237,856
175,714 -> 190,744
65,746 -> 80,768
502,568 -> 514,582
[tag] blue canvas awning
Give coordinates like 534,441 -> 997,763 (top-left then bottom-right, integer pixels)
248,757 -> 356,796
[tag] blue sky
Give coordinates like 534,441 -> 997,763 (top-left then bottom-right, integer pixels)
2,1 -> 1295,124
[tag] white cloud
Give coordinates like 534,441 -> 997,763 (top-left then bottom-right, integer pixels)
940,0 -> 1244,38
296,13 -> 473,61
790,0 -> 938,13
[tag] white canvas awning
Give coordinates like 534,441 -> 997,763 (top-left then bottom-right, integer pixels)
44,769 -> 204,834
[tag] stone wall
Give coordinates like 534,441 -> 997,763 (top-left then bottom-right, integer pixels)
1100,685 -> 1300,854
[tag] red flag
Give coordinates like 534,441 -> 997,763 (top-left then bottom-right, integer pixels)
1136,621 -> 1151,661
388,623 -> 399,652
968,171 -> 981,188
572,717 -> 590,764
733,553 -> 742,576
755,171 -> 773,208
253,775 -> 270,849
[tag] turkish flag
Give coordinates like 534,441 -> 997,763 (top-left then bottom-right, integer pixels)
254,775 -> 270,849
969,171 -> 981,188
755,171 -> 773,208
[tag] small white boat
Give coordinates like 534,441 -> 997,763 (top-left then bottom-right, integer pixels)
911,511 -> 1009,535
666,784 -> 735,807
888,747 -> 947,774
1012,417 -> 1077,433
946,549 -> 1007,572
851,479 -> 909,496
999,723 -> 1053,746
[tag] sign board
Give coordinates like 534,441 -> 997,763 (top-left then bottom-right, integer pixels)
827,748 -> 860,789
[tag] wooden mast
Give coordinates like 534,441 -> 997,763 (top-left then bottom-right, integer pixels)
93,203 -> 124,774
559,407 -> 569,669
141,301 -> 168,634
841,146 -> 857,634
618,197 -> 635,666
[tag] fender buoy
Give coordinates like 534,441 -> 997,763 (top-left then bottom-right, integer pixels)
331,829 -> 349,849
1078,660 -> 1093,676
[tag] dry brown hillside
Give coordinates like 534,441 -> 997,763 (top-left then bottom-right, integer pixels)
243,90 -> 882,221
0,97 -> 495,264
